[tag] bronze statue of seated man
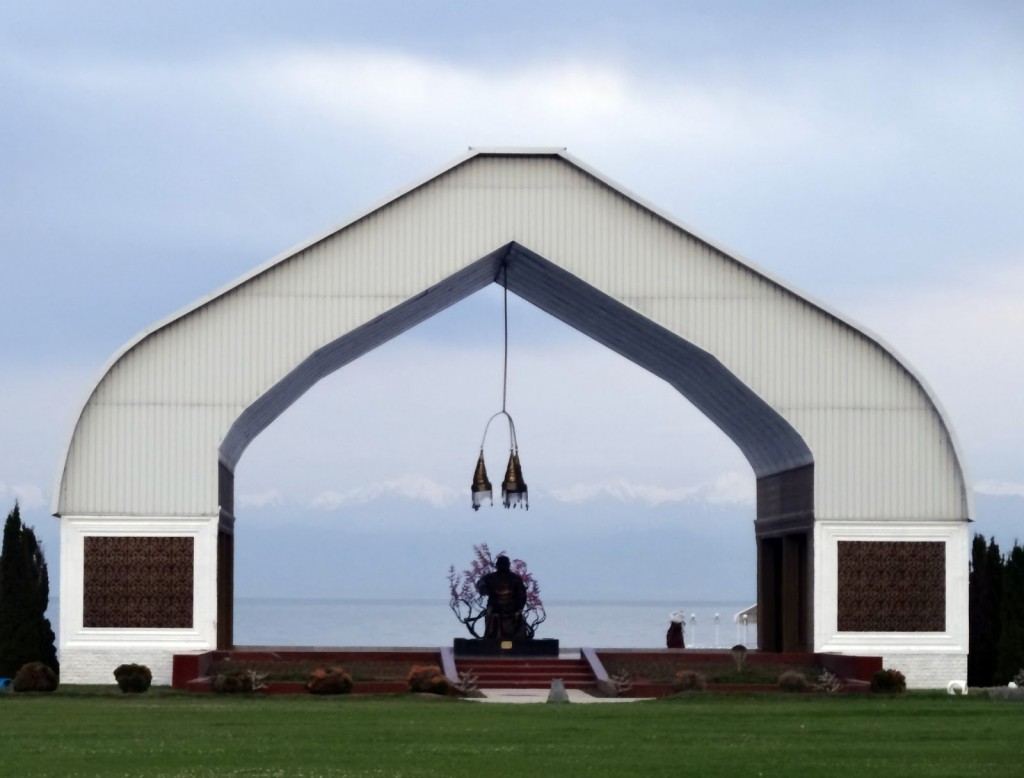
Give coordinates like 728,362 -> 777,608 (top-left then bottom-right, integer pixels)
475,554 -> 528,641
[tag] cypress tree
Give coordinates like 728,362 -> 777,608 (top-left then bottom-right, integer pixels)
994,542 -> 1024,685
968,534 -> 1002,686
0,504 -> 59,678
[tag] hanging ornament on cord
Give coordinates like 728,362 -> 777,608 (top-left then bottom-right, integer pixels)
470,265 -> 528,511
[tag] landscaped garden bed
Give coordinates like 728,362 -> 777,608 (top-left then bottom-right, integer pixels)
173,647 -> 881,697
174,649 -> 451,695
595,650 -> 879,696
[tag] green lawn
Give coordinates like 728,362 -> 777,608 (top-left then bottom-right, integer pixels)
2,689 -> 1021,777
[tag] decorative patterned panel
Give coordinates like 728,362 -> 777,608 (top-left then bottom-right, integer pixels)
83,536 -> 194,628
837,541 -> 945,632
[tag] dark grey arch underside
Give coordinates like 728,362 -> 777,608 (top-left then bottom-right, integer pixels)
221,242 -> 815,476
217,242 -> 816,652
220,242 -> 813,518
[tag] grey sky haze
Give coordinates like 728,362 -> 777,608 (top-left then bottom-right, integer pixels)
2,2 -> 1022,603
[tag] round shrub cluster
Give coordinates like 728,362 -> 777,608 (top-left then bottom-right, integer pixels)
306,666 -> 353,695
407,665 -> 449,695
817,669 -> 843,693
778,671 -> 809,692
113,663 -> 152,693
211,672 -> 249,693
673,669 -> 708,692
870,668 -> 907,694
13,661 -> 58,693
209,662 -> 268,693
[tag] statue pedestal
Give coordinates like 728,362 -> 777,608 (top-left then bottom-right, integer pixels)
453,638 -> 560,657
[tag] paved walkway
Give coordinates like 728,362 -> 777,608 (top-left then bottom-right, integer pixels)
471,688 -> 643,704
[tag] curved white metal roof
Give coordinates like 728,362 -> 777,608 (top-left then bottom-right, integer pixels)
54,149 -> 970,524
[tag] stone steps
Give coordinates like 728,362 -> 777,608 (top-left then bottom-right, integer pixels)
455,657 -> 595,689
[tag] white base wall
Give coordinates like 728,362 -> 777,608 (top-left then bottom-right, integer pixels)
813,519 -> 970,689
878,651 -> 968,689
60,646 -> 182,686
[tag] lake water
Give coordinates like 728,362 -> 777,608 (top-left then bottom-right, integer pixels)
232,598 -> 758,649
47,598 -> 758,650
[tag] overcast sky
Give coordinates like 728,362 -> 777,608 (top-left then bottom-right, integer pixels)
2,2 -> 1022,603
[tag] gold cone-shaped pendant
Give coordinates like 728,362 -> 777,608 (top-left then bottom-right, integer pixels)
471,451 -> 492,511
501,451 -> 528,509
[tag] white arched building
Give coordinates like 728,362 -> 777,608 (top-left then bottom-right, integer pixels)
54,149 -> 970,687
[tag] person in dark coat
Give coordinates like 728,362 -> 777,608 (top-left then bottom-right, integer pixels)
476,554 -> 528,640
666,611 -> 685,649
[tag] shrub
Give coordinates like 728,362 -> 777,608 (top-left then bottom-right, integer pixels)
113,663 -> 152,693
609,668 -> 633,695
870,668 -> 907,694
407,665 -> 449,695
455,669 -> 480,696
778,670 -> 809,692
817,669 -> 842,693
673,669 -> 707,692
0,505 -> 59,680
211,669 -> 267,693
13,661 -> 58,692
211,672 -> 249,693
306,666 -> 353,695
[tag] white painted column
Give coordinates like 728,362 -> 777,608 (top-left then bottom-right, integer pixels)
59,515 -> 219,685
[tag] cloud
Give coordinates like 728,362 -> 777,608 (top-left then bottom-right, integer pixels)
974,481 -> 1024,499
303,470 -> 755,512
253,47 -> 818,152
704,472 -> 758,506
9,44 -> 903,170
237,489 -> 284,509
845,259 -> 1024,483
5,30 -> 1021,540
549,481 -> 701,506
0,481 -> 46,510
549,471 -> 755,507
311,474 -> 459,510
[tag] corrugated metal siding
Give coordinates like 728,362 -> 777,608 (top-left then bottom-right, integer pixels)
57,152 -> 967,522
